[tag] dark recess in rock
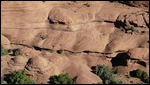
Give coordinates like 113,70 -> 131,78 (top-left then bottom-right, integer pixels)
111,53 -> 130,67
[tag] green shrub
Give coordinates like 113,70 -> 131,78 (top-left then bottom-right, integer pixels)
13,49 -> 20,56
135,69 -> 148,80
57,49 -> 64,54
48,73 -> 74,84
126,75 -> 131,78
144,78 -> 149,84
141,71 -> 148,80
4,70 -> 35,84
110,78 -> 122,84
133,69 -> 149,83
92,65 -> 122,84
130,26 -> 135,32
136,69 -> 143,78
1,45 -> 8,56
1,78 -> 7,84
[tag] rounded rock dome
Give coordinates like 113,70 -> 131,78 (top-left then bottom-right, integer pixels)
26,56 -> 48,69
13,56 -> 28,65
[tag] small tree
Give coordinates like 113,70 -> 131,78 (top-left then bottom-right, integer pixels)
48,73 -> 74,84
92,65 -> 122,84
4,70 -> 35,84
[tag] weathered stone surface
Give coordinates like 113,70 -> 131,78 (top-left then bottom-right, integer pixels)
116,11 -> 149,28
76,72 -> 102,84
125,1 -> 149,7
105,32 -> 149,53
48,1 -> 107,25
127,48 -> 149,60
1,1 -> 149,84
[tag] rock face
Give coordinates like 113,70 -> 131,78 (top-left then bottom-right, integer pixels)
125,1 -> 149,7
127,48 -> 149,60
48,1 -> 106,25
1,1 -> 149,84
2,1 -> 148,53
116,10 -> 149,28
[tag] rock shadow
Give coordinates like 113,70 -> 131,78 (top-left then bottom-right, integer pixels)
111,52 -> 130,67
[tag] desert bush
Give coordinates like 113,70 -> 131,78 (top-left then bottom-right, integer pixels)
141,71 -> 148,81
130,26 -> 135,32
1,45 -> 8,56
48,73 -> 74,84
13,49 -> 20,56
1,78 -> 8,84
136,69 -> 143,78
4,70 -> 35,84
92,65 -> 122,84
135,69 -> 148,81
144,78 -> 149,84
126,75 -> 131,78
57,49 -> 64,54
130,69 -> 149,83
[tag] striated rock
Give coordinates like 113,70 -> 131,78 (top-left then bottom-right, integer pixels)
48,53 -> 71,71
25,56 -> 60,74
48,1 -> 107,25
64,62 -> 91,78
95,2 -> 125,22
76,72 -> 102,84
105,32 -> 149,53
1,1 -> 149,84
64,60 -> 102,84
116,10 -> 149,28
2,1 -> 148,53
25,56 -> 61,84
127,48 -> 149,60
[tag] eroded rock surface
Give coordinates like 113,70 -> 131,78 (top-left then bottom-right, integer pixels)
1,1 -> 149,84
